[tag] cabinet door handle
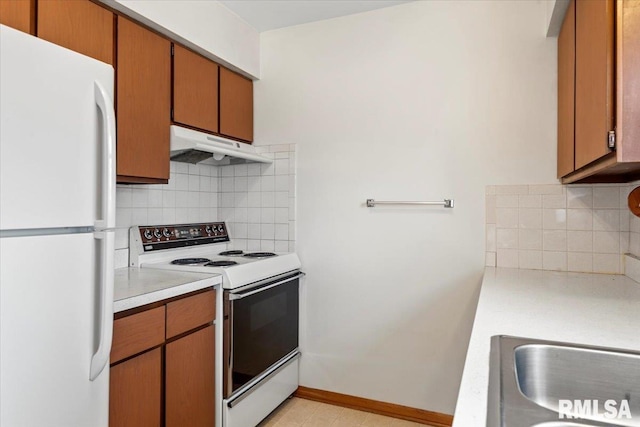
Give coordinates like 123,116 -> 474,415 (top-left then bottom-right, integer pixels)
90,230 -> 115,381
94,81 -> 116,230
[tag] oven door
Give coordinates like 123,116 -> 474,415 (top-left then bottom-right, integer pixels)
224,271 -> 303,398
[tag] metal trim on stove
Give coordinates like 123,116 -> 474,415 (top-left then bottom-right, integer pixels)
226,350 -> 301,409
228,272 -> 305,300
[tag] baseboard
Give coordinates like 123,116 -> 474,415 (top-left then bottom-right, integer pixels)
294,386 -> 454,427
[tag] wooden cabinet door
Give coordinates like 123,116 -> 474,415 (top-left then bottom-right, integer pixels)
557,0 -> 575,178
220,67 -> 253,142
110,348 -> 162,427
0,0 -> 34,34
117,17 -> 171,183
575,0 -> 615,169
618,0 -> 640,163
38,0 -> 114,65
173,44 -> 219,133
166,325 -> 215,427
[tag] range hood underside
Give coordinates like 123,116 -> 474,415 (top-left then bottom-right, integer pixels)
170,126 -> 273,165
170,149 -> 261,166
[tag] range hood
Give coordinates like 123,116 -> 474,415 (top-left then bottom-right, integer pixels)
170,125 -> 273,165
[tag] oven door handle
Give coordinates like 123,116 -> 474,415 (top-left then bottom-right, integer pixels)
228,272 -> 305,300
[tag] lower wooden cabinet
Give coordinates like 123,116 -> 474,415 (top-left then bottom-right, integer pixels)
110,348 -> 162,427
109,290 -> 216,427
166,325 -> 215,427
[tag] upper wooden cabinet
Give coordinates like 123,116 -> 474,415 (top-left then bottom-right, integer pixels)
116,17 -> 171,183
557,0 -> 575,179
574,0 -> 615,170
220,67 -> 254,142
38,0 -> 114,65
559,0 -> 640,183
173,44 -> 219,134
0,0 -> 35,35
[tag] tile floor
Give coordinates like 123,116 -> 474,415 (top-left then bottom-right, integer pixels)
257,397 -> 436,427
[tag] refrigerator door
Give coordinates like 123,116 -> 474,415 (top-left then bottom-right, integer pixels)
0,25 -> 115,231
0,231 -> 112,427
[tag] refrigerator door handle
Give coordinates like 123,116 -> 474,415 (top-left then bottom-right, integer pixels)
93,81 -> 116,230
90,231 -> 114,381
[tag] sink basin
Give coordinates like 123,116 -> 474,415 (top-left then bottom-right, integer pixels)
487,336 -> 640,427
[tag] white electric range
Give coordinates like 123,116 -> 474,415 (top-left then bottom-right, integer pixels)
130,222 -> 303,427
129,222 -> 301,289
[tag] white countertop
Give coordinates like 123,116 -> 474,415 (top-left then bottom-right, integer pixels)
114,267 -> 222,313
452,267 -> 640,427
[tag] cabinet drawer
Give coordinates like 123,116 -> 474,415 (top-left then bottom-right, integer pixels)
111,306 -> 166,364
166,290 -> 215,339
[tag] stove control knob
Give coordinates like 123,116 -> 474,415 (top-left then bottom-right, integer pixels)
163,228 -> 171,238
143,229 -> 153,240
217,225 -> 224,234
153,229 -> 162,239
205,225 -> 212,234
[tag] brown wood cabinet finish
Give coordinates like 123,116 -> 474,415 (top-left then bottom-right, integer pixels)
116,17 -> 171,183
166,289 -> 215,339
111,305 -> 165,364
173,44 -> 219,133
220,67 -> 254,142
38,0 -> 114,65
557,0 -> 575,178
574,0 -> 615,169
617,0 -> 640,162
165,325 -> 215,427
0,0 -> 34,34
558,0 -> 640,183
110,348 -> 162,427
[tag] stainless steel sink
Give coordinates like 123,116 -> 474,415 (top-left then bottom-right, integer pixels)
487,336 -> 640,427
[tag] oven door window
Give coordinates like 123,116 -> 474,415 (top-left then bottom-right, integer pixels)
231,278 -> 299,393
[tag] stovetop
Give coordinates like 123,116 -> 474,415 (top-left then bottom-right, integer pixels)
169,251 -> 277,266
129,223 -> 301,290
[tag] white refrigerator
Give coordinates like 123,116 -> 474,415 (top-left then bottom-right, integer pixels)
0,25 -> 116,427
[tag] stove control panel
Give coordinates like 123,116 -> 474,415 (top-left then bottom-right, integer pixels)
138,222 -> 229,251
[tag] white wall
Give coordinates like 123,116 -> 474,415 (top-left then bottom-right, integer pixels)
256,0 -> 557,415
545,0 -> 571,37
104,0 -> 260,78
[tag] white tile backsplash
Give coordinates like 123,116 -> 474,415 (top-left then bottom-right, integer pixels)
218,144 -> 297,253
497,229 -> 518,249
114,161 -> 220,268
114,146 -> 298,269
566,186 -> 593,209
487,184 -> 635,274
519,250 -> 542,270
519,229 -> 542,250
567,252 -> 593,273
567,209 -> 592,230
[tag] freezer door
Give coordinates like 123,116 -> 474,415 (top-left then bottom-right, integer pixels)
0,25 -> 114,230
0,232 -> 111,427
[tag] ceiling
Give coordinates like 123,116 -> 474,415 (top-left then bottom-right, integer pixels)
219,0 -> 415,33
